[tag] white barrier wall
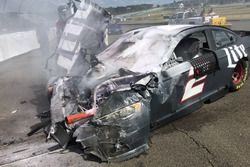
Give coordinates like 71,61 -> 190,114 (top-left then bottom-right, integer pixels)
0,28 -> 56,62
0,31 -> 40,62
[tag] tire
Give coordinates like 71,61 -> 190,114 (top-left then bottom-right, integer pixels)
229,59 -> 249,91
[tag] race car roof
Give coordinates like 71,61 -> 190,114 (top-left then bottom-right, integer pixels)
98,25 -> 198,74
128,25 -> 197,36
156,25 -> 196,32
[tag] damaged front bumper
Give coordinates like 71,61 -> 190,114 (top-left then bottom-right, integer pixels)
73,99 -> 150,161
46,73 -> 157,162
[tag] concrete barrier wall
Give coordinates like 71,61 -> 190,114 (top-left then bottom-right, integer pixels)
0,31 -> 40,62
0,28 -> 56,62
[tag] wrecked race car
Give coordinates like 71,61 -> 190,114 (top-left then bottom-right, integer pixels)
39,1 -> 250,161
43,24 -> 250,162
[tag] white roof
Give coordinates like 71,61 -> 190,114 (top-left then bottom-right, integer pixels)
156,25 -> 196,31
127,24 -> 197,37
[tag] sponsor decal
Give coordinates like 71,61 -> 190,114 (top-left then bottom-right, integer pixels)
223,44 -> 248,68
181,67 -> 207,103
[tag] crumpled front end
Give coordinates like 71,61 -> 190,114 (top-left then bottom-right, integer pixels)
74,97 -> 150,162
47,73 -> 158,162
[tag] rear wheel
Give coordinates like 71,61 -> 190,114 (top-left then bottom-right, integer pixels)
230,60 -> 249,91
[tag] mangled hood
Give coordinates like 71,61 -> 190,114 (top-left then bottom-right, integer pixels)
50,68 -> 156,123
96,27 -> 175,74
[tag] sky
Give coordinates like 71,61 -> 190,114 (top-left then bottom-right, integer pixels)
91,0 -> 173,7
0,0 -> 173,13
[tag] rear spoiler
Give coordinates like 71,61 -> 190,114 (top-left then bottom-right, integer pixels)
234,30 -> 250,37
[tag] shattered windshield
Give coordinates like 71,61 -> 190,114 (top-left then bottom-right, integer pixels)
98,28 -> 173,73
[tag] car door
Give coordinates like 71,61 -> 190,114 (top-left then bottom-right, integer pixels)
174,30 -> 221,112
150,29 -> 220,125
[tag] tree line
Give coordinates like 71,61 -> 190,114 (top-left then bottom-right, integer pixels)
181,0 -> 249,5
105,0 -> 250,15
105,4 -> 154,15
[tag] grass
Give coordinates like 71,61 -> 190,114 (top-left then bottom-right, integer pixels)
212,3 -> 250,20
122,3 -> 250,24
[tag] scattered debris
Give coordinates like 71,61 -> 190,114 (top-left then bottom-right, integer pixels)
20,100 -> 27,104
11,110 -> 18,114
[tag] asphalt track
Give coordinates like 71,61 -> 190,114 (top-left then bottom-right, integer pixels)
1,22 -> 250,167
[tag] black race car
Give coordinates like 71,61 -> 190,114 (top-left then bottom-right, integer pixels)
45,25 -> 250,162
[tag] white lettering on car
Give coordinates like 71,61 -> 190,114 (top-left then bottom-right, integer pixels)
223,44 -> 248,68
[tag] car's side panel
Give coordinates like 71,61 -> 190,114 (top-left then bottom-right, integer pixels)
150,26 -> 241,126
209,28 -> 249,88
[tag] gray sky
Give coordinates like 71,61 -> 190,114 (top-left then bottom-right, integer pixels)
0,0 -> 172,13
92,0 -> 173,7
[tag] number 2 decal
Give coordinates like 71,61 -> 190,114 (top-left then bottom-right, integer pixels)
181,67 -> 207,103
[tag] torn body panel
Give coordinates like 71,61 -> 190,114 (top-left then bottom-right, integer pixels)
47,0 -> 111,77
74,97 -> 151,162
